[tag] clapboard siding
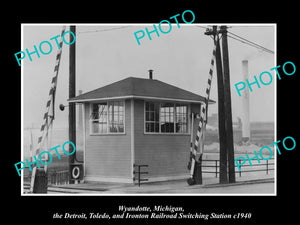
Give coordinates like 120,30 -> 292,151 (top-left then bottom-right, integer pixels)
134,100 -> 201,179
84,100 -> 131,180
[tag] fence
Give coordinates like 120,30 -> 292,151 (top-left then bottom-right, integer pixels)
24,168 -> 70,186
47,170 -> 70,185
202,158 -> 275,177
133,164 -> 149,186
23,158 -> 273,188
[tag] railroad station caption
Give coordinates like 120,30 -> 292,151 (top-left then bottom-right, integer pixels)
53,205 -> 252,220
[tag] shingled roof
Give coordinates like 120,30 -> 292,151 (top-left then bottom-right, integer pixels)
68,77 -> 215,104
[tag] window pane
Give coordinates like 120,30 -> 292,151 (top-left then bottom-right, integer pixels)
160,103 -> 174,133
146,122 -> 151,132
90,103 -> 108,134
92,121 -> 99,133
91,104 -> 99,119
90,101 -> 125,134
149,112 -> 154,121
154,123 -> 159,132
150,102 -> 154,111
118,124 -> 124,132
175,104 -> 188,133
145,102 -> 189,133
145,102 -> 159,132
108,101 -> 124,133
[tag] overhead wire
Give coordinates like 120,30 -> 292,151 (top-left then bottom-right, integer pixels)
195,25 -> 210,29
227,34 -> 273,54
77,24 -> 274,55
193,25 -> 274,54
227,30 -> 274,54
77,26 -> 132,35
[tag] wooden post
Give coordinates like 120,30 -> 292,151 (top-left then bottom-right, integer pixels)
220,26 -> 236,183
215,30 -> 228,183
69,25 -> 76,183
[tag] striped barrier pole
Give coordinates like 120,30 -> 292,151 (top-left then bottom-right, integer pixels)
187,113 -> 194,170
30,26 -> 66,193
187,42 -> 216,185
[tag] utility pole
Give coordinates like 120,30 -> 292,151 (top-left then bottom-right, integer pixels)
205,26 -> 228,183
214,27 -> 228,183
78,90 -> 83,132
69,25 -> 76,184
220,26 -> 236,183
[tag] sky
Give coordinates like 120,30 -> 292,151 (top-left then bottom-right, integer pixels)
22,24 -> 275,129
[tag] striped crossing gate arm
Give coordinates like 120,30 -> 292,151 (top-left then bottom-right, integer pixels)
187,113 -> 194,170
188,42 -> 217,184
29,26 -> 66,193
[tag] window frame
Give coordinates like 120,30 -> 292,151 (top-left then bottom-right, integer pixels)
144,101 -> 190,135
89,100 -> 126,135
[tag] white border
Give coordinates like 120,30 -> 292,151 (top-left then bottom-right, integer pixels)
21,24 -> 24,196
273,24 -> 277,196
21,23 -> 277,196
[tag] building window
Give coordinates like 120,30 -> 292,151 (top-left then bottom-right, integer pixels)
145,101 -> 188,134
160,103 -> 175,133
90,101 -> 124,134
108,101 -> 124,133
90,103 -> 108,133
145,102 -> 159,132
175,104 -> 188,133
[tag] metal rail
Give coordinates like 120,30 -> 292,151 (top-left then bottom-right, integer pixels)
202,158 -> 274,177
133,164 -> 149,186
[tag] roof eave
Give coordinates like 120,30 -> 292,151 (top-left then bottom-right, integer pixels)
68,95 -> 215,104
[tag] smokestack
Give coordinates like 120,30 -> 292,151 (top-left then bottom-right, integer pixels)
148,69 -> 153,79
241,60 -> 250,143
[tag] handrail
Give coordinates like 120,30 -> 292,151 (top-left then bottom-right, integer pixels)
201,158 -> 275,177
133,164 -> 149,186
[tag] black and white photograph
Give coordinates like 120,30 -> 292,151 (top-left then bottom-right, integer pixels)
21,23 -> 276,195
6,5 -> 298,225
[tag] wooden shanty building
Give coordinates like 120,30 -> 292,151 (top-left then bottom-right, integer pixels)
68,71 -> 214,183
